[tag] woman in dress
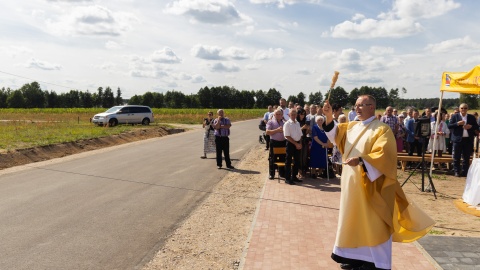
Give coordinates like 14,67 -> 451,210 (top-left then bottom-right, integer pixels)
201,111 -> 216,159
427,112 -> 449,157
309,116 -> 329,178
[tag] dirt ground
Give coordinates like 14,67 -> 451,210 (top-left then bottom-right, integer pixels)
2,124 -> 479,269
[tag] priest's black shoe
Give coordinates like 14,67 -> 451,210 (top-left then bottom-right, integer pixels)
292,177 -> 303,182
340,263 -> 362,269
285,180 -> 295,185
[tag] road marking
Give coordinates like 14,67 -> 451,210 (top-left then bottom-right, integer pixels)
231,148 -> 244,155
168,168 -> 190,176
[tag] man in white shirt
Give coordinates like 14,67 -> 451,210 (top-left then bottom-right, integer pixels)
279,98 -> 290,121
348,106 -> 356,121
283,109 -> 303,185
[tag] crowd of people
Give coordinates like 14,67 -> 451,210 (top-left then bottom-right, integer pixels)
264,96 -> 438,270
262,99 -> 480,181
199,97 -> 454,269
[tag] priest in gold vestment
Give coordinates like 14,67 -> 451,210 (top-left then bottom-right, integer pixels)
322,95 -> 435,270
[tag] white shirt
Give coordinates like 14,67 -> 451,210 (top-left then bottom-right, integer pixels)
282,107 -> 290,121
462,114 -> 469,137
348,110 -> 357,121
283,119 -> 302,142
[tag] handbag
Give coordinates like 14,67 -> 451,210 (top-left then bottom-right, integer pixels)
259,119 -> 266,131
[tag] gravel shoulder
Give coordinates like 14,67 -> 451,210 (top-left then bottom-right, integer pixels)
143,146 -> 269,270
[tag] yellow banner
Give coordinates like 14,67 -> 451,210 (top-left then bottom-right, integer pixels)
441,65 -> 480,94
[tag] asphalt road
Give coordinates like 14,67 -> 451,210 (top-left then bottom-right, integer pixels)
0,119 -> 262,270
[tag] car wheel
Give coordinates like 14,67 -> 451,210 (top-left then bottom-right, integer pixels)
141,118 -> 150,125
109,119 -> 118,127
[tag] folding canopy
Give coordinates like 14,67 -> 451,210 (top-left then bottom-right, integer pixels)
430,64 -> 480,177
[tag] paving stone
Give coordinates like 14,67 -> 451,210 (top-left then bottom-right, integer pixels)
417,235 -> 480,270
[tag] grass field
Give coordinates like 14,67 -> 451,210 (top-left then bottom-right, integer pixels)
4,107 -> 448,151
0,108 -> 265,151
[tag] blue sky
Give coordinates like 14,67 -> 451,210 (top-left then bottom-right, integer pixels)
0,0 -> 479,100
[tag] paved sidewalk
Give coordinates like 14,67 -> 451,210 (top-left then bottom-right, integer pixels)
241,176 -> 439,270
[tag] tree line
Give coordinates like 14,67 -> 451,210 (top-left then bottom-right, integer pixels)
0,81 -> 477,110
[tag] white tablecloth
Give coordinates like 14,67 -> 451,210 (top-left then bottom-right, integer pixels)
463,158 -> 480,206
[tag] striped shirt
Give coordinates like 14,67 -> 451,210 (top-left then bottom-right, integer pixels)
213,117 -> 231,137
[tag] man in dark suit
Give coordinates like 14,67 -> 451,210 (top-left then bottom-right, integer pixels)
447,103 -> 479,177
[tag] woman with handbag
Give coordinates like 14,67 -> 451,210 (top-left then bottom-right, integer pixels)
201,112 -> 216,159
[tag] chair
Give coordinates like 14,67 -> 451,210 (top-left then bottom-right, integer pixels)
272,147 -> 287,182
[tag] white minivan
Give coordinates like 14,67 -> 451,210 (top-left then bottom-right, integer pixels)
92,105 -> 154,126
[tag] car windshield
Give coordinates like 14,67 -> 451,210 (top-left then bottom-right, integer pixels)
105,106 -> 122,113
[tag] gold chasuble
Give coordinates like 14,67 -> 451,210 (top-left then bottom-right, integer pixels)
334,119 -> 434,249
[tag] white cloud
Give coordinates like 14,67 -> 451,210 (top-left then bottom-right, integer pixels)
173,72 -> 192,80
296,68 -> 314,75
333,48 -> 393,73
249,0 -> 321,9
130,69 -> 168,78
129,61 -> 169,78
352,13 -> 365,21
336,49 -> 362,71
344,73 -> 383,84
385,58 -> 404,68
25,58 -> 62,70
151,47 -> 182,64
164,0 -> 253,25
166,81 -> 178,88
316,51 -> 337,60
330,18 -> 422,39
254,48 -> 284,60
105,40 -> 122,50
191,44 -> 248,60
46,0 -> 93,2
221,47 -> 249,60
425,36 -> 480,53
328,0 -> 460,39
45,5 -> 139,36
369,46 -> 395,55
245,63 -> 261,70
392,0 -> 461,19
191,44 -> 224,60
97,62 -> 115,70
191,74 -> 207,83
0,46 -> 33,58
209,62 -> 240,72
445,56 -> 480,69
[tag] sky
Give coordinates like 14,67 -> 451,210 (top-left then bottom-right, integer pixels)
0,0 -> 479,100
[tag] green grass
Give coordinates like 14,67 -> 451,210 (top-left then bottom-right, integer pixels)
428,229 -> 446,235
0,108 -> 264,151
0,121 -> 132,151
151,108 -> 264,124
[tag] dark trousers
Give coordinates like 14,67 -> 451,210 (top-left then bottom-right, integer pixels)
264,134 -> 270,149
285,141 -> 300,180
215,136 -> 231,167
408,139 -> 422,156
453,137 -> 473,174
269,140 -> 286,177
